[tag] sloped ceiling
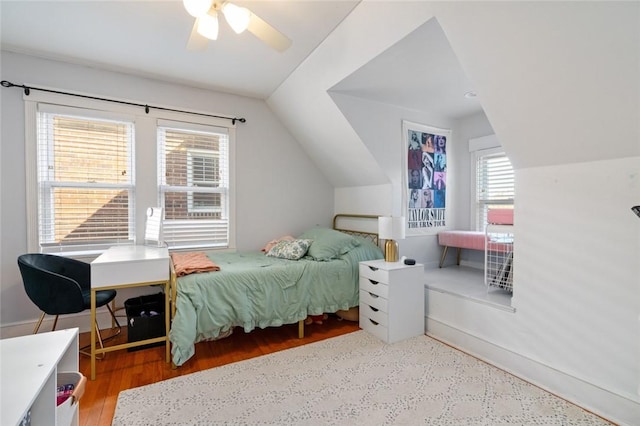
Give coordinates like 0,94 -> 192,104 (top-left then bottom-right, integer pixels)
329,18 -> 481,121
0,1 -> 359,99
2,1 -> 638,190
268,1 -> 639,187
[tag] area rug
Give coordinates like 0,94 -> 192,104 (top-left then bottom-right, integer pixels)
113,331 -> 610,425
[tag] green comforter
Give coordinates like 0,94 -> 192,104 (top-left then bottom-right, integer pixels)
170,242 -> 383,366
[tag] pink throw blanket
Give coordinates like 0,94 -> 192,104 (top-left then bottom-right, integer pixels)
171,252 -> 220,277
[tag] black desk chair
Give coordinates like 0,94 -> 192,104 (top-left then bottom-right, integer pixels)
17,253 -> 122,356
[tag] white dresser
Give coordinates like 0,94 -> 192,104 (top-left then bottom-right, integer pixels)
1,328 -> 82,426
359,259 -> 424,343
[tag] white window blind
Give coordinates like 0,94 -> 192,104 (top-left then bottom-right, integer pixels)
36,106 -> 135,253
476,151 -> 514,230
158,120 -> 230,249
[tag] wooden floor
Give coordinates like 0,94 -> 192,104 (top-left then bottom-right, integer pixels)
78,315 -> 360,426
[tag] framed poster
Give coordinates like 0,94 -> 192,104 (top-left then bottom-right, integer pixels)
401,120 -> 451,235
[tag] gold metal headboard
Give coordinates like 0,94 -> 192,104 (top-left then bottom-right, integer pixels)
332,214 -> 380,246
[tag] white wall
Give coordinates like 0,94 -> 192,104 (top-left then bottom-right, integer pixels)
0,51 -> 334,336
428,156 -> 640,425
333,92 -> 640,425
331,92 -> 493,268
269,1 -> 640,424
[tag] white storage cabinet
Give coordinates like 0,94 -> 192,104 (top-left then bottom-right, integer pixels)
1,328 -> 83,426
359,259 -> 424,343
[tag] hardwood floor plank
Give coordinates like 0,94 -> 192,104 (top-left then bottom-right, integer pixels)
79,316 -> 359,426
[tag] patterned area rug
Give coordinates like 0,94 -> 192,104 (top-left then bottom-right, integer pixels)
113,331 -> 610,425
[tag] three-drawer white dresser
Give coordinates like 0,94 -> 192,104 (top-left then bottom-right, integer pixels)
359,259 -> 425,343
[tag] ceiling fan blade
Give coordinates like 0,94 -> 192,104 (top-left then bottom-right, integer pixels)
187,18 -> 209,51
246,13 -> 291,52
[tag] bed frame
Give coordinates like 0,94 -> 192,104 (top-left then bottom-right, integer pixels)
169,213 -> 380,342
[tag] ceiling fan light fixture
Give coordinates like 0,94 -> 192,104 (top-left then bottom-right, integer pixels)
197,12 -> 219,40
222,2 -> 251,34
184,0 -> 213,18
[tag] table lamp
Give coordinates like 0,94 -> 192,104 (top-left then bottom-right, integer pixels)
378,216 -> 406,262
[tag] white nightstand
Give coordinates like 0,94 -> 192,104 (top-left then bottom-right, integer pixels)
359,259 -> 425,343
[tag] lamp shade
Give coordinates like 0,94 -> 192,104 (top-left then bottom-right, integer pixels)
378,216 -> 406,240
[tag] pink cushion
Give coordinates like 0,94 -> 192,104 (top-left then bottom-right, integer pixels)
487,209 -> 514,225
438,231 -> 486,251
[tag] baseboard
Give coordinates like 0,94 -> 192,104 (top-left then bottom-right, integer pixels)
0,309 -> 124,339
426,317 -> 640,426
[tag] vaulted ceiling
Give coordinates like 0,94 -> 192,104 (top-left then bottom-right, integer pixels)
0,1 -> 480,119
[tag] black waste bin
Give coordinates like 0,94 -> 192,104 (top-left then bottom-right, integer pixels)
124,292 -> 165,351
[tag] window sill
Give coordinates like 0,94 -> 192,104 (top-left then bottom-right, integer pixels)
424,265 -> 515,313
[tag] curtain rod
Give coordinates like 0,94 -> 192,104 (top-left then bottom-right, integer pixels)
1,80 -> 247,125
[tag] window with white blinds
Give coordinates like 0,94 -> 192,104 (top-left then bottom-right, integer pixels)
475,150 -> 514,230
36,105 -> 135,253
158,120 -> 230,249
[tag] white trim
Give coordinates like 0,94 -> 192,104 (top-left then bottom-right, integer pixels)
468,133 -> 500,228
468,133 -> 500,152
0,309 -> 118,339
24,101 -> 39,252
425,317 -> 639,426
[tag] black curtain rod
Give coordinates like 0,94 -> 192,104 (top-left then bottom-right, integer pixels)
1,80 -> 247,125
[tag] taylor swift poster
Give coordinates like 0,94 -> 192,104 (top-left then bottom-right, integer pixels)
402,120 -> 451,235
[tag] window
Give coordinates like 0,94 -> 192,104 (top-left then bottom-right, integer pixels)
474,148 -> 514,231
35,105 -> 135,254
158,120 -> 230,249
187,150 -> 220,213
25,90 -> 236,256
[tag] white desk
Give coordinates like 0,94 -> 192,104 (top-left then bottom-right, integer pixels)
1,328 -> 79,426
90,245 -> 170,380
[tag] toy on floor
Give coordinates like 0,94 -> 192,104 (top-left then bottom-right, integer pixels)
305,313 -> 329,325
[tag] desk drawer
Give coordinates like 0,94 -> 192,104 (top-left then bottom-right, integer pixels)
359,289 -> 388,313
359,277 -> 389,299
359,302 -> 388,326
359,313 -> 388,342
359,264 -> 390,283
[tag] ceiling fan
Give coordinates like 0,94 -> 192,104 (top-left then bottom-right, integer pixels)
183,0 -> 292,52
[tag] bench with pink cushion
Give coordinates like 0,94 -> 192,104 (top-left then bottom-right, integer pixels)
438,209 -> 514,268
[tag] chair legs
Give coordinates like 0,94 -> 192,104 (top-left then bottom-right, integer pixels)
33,306 -> 122,359
79,304 -> 122,358
32,312 -> 47,334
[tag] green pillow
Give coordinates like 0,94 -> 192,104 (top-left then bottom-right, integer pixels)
299,227 -> 360,261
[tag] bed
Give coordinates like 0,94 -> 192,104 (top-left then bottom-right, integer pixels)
169,214 -> 383,366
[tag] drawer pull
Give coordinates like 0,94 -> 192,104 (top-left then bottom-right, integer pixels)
368,279 -> 379,285
368,318 -> 379,326
368,306 -> 379,312
368,266 -> 379,271
368,292 -> 379,298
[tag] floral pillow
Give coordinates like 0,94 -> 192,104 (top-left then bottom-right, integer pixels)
266,239 -> 312,260
261,235 -> 295,252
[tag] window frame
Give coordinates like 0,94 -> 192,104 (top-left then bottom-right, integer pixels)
469,134 -> 514,232
186,149 -> 220,214
473,148 -> 514,231
29,102 -> 138,255
24,90 -> 236,257
157,119 -> 233,250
